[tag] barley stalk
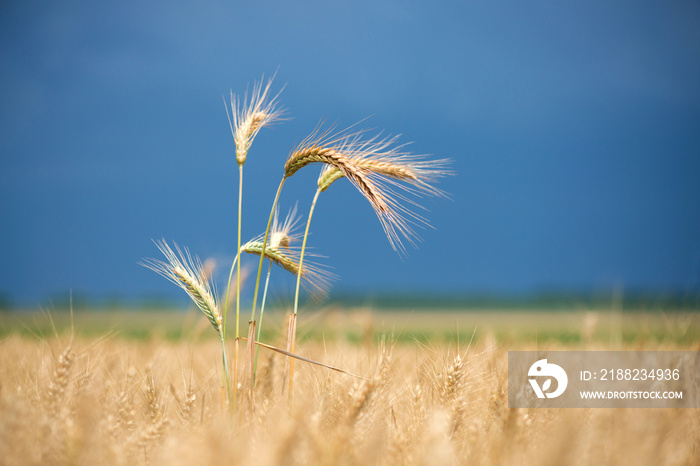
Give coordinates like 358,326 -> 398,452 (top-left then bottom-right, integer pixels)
288,188 -> 321,397
253,260 -> 274,383
283,312 -> 297,400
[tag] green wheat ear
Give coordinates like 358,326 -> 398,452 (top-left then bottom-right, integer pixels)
241,206 -> 334,296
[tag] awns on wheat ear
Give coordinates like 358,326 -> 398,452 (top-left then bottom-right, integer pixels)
241,207 -> 334,296
141,240 -> 223,337
225,74 -> 285,166
286,123 -> 452,253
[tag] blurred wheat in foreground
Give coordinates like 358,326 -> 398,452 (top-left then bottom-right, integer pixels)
1,323 -> 698,466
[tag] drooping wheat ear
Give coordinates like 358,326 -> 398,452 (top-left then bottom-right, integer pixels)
318,147 -> 419,193
294,124 -> 452,253
317,158 -> 419,193
240,221 -> 333,297
286,146 -> 389,212
286,124 -> 439,248
225,74 -> 285,166
141,240 -> 223,337
318,129 -> 450,186
318,132 -> 451,200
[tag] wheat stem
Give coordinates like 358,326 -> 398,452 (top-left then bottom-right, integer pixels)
220,337 -> 230,404
248,175 -> 284,388
252,177 -> 286,323
293,187 -> 321,317
223,164 -> 244,413
236,165 -> 243,340
233,338 -> 239,412
241,320 -> 257,414
254,261 -> 273,383
288,186 -> 321,398
224,167 -> 244,339
235,164 -> 243,410
284,313 -> 297,402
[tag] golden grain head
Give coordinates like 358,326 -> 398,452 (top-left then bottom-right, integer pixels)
226,74 -> 285,166
0,314 -> 696,465
141,240 -> 223,336
287,123 -> 452,254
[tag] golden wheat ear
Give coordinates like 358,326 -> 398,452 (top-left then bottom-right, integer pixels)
289,123 -> 452,254
140,239 -> 223,337
350,145 -> 453,252
225,73 -> 286,166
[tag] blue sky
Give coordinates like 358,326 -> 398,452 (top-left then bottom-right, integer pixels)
1,1 -> 699,306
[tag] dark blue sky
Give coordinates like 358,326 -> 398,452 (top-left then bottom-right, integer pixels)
1,1 -> 699,306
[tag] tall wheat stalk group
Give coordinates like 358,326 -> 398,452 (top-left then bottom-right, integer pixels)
142,74 -> 450,412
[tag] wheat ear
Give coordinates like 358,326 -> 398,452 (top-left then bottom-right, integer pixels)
141,240 -> 230,404
241,239 -> 331,296
225,73 -> 285,166
315,131 -> 452,253
285,146 -> 390,215
142,240 -> 222,336
287,123 -> 451,253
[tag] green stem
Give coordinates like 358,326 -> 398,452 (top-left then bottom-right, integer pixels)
259,261 -> 272,340
236,165 -> 243,343
224,165 -> 244,338
254,261 -> 272,384
223,255 -> 239,330
293,188 -> 321,316
288,187 -> 321,398
221,336 -> 230,405
223,163 -> 244,413
252,177 -> 286,321
222,255 -> 238,411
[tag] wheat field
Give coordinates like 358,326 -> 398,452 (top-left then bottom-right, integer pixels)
0,308 -> 698,466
